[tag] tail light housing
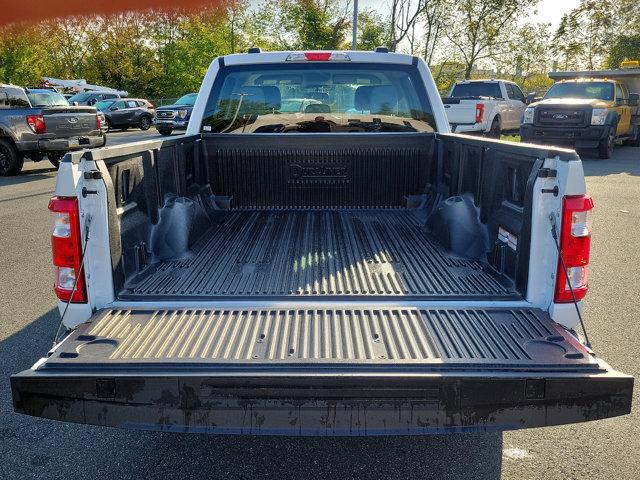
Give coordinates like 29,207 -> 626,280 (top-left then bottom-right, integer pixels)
475,103 -> 485,123
26,114 -> 46,134
554,195 -> 594,303
95,113 -> 101,130
49,197 -> 87,303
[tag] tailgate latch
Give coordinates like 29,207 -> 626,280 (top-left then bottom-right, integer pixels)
525,379 -> 546,399
96,378 -> 116,399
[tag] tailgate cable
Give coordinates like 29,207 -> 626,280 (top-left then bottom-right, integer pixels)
52,216 -> 91,347
549,215 -> 592,348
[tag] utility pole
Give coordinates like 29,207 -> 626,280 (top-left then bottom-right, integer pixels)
352,0 -> 358,50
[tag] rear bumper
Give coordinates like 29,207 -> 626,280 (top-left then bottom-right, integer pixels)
11,366 -> 633,435
36,135 -> 106,152
521,124 -> 609,148
451,123 -> 485,134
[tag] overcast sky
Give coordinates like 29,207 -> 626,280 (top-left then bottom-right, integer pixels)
360,0 -> 581,30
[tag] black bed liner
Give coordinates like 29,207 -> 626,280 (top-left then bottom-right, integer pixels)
12,306 -> 633,434
123,209 -> 515,300
43,307 -> 594,369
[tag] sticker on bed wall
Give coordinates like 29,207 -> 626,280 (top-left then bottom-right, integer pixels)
498,227 -> 518,251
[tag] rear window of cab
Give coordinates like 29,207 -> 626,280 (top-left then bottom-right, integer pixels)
201,63 -> 436,134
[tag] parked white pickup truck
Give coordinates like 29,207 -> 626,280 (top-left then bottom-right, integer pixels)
11,50 -> 632,436
443,79 -> 528,137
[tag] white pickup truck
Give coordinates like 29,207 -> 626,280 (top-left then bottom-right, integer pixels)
443,79 -> 528,137
11,50 -> 632,436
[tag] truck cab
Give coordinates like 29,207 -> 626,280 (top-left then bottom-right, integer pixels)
521,72 -> 640,158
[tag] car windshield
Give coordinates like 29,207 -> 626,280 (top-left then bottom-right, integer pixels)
175,94 -> 197,106
26,91 -> 68,107
450,82 -> 503,99
201,63 -> 436,134
95,100 -> 115,110
67,93 -> 93,103
544,82 -> 615,101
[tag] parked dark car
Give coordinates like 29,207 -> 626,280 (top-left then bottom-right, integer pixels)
155,93 -> 197,135
0,84 -> 105,175
67,91 -> 120,106
95,98 -> 155,132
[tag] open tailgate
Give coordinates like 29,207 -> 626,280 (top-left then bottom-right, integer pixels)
12,307 -> 632,435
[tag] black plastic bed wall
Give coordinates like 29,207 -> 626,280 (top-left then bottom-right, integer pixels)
104,132 -> 542,297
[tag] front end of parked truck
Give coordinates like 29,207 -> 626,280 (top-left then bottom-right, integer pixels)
155,93 -> 198,135
520,98 -> 617,153
11,51 -> 633,435
521,76 -> 640,158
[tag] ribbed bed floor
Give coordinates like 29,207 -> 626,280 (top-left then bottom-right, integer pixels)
123,210 -> 515,299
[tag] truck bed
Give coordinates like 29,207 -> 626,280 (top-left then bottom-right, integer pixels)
122,209 -> 515,300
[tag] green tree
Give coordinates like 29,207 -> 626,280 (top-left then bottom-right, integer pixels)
552,1 -> 615,70
266,0 -> 351,50
497,23 -> 552,83
44,18 -> 92,78
357,9 -> 388,51
419,0 -> 451,65
552,14 -> 584,70
445,0 -> 539,79
430,60 -> 466,94
155,6 -> 234,97
82,13 -> 164,98
606,34 -> 640,69
0,25 -> 52,85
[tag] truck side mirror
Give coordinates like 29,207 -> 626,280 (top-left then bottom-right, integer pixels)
72,101 -> 79,106
526,93 -> 536,105
629,93 -> 639,107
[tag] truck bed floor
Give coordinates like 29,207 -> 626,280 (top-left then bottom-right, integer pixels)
123,210 -> 515,299
42,307 -> 594,369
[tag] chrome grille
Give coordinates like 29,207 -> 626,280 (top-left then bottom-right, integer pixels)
156,110 -> 175,120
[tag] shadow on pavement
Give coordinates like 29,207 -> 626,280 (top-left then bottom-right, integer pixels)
581,146 -> 640,177
0,166 -> 57,186
1,310 -> 503,480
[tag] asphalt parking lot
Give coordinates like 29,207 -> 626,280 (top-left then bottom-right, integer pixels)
0,132 -> 638,480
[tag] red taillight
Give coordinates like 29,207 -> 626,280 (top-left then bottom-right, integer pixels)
554,195 -> 594,303
286,52 -> 351,62
475,103 -> 484,123
26,114 -> 46,134
49,197 -> 87,303
304,52 -> 332,61
96,113 -> 101,130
